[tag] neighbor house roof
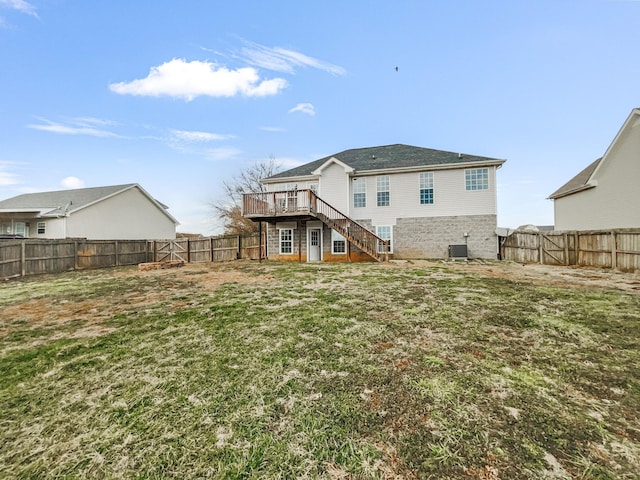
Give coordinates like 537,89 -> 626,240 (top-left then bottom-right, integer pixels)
549,107 -> 640,200
0,183 -> 178,223
548,158 -> 602,199
265,144 -> 505,181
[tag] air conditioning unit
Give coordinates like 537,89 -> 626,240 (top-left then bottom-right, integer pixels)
448,244 -> 468,260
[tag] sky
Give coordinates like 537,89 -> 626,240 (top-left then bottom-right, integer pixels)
1,0 -> 639,234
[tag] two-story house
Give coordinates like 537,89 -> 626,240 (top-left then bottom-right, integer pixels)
243,144 -> 505,262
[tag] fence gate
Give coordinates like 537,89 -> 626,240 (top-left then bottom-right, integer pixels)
154,240 -> 187,263
541,233 -> 567,265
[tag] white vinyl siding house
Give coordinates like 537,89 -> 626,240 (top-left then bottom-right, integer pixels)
254,144 -> 505,261
0,184 -> 178,240
550,108 -> 640,231
347,167 -> 499,225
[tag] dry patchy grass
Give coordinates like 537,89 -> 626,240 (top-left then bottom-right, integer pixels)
1,260 -> 639,479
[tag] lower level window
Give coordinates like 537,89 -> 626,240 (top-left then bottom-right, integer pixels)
331,230 -> 346,254
279,229 -> 293,254
37,222 -> 46,235
376,226 -> 393,254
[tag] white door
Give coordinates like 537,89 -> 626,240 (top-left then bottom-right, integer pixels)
308,228 -> 321,262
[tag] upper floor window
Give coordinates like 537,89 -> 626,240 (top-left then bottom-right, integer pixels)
353,178 -> 366,208
37,222 -> 46,235
377,176 -> 390,207
465,168 -> 489,190
419,172 -> 434,204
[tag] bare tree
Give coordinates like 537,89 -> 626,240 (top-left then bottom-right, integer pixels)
212,156 -> 281,234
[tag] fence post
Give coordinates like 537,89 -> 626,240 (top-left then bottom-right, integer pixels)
210,237 -> 214,262
74,241 -> 79,270
237,235 -> 241,260
187,238 -> 191,263
611,231 -> 617,270
564,233 -> 569,266
538,232 -> 544,265
21,241 -> 26,277
115,241 -> 120,266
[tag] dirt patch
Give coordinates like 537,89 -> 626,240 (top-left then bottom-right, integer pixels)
390,259 -> 640,294
2,260 -> 637,340
1,262 -> 271,338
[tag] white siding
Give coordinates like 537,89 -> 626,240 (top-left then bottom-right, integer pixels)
66,187 -> 176,239
42,218 -> 66,238
318,162 -> 350,213
554,118 -> 640,230
349,167 -> 498,226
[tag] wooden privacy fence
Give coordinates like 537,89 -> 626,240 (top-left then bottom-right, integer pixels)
0,239 -> 150,280
500,229 -> 640,272
150,233 -> 263,263
0,233 -> 263,280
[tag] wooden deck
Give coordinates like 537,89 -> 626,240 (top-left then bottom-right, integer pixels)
242,189 -> 389,261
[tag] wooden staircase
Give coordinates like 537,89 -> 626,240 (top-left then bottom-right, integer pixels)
242,189 -> 389,261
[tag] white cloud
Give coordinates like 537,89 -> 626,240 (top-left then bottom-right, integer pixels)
60,176 -> 85,189
0,169 -> 19,185
288,103 -> 316,116
0,0 -> 38,17
109,58 -> 288,101
0,161 -> 23,186
260,126 -> 286,132
205,147 -> 243,162
28,117 -> 120,138
239,40 -> 346,76
170,129 -> 234,142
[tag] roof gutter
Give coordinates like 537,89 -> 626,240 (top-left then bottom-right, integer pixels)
350,159 -> 506,177
262,159 -> 506,183
548,182 -> 597,200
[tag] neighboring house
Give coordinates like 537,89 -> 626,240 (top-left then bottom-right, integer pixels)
243,144 -> 505,261
549,108 -> 640,231
0,183 -> 178,240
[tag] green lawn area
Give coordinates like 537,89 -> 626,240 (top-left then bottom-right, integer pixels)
1,261 -> 639,479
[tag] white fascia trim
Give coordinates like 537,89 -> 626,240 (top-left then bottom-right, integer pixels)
590,108 -> 640,182
0,207 -> 58,217
311,157 -> 354,176
261,175 -> 317,185
350,159 -> 506,177
548,182 -> 597,200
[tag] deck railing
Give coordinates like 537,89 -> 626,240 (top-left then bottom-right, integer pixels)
242,189 -> 313,216
242,189 -> 389,261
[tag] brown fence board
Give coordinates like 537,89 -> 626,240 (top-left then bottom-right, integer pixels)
502,229 -> 640,272
0,232 -> 262,280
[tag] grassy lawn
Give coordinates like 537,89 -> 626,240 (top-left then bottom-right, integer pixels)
1,261 -> 639,479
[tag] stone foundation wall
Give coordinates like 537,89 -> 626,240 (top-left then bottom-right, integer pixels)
265,215 -> 497,261
394,215 -> 497,259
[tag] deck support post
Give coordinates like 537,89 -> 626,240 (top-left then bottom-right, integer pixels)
298,220 -> 302,263
258,222 -> 262,262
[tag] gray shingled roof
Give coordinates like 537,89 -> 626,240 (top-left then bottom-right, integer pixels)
548,158 -> 602,199
266,144 -> 505,180
0,184 -> 138,216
